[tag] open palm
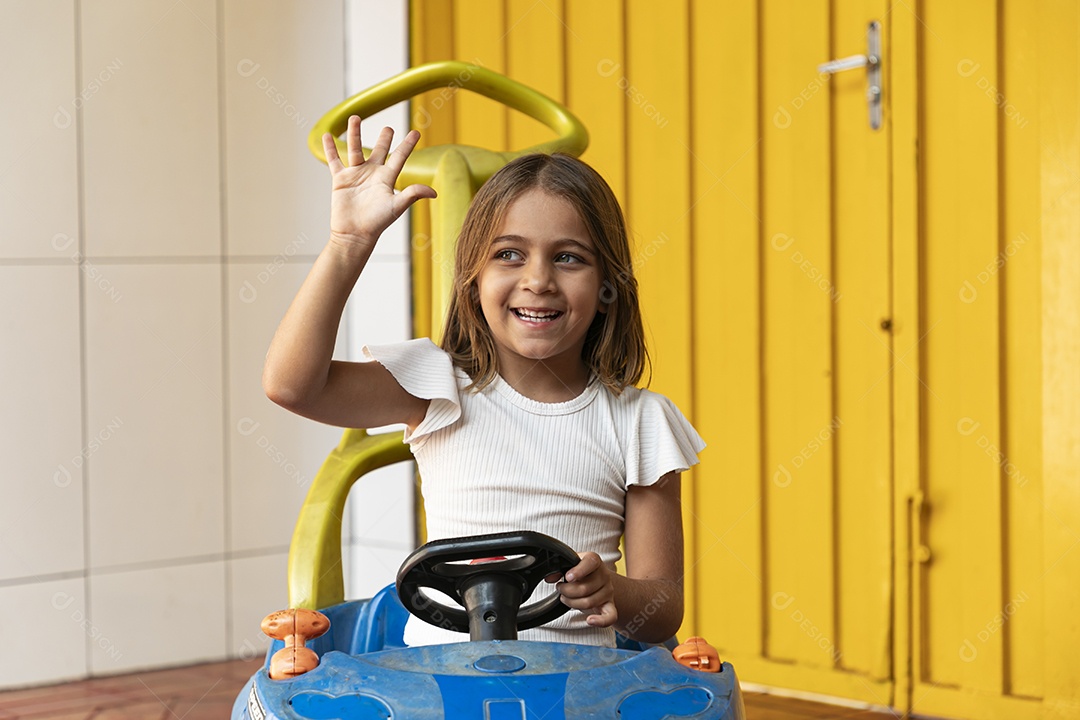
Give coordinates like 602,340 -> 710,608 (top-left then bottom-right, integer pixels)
322,115 -> 436,251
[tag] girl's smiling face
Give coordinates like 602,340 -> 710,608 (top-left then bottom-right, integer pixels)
476,188 -> 605,384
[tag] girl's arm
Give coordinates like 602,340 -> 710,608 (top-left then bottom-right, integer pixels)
555,473 -> 685,644
263,117 -> 436,430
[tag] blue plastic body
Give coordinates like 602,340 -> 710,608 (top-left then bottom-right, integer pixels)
231,585 -> 745,719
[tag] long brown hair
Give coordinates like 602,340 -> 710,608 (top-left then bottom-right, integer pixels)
439,153 -> 650,395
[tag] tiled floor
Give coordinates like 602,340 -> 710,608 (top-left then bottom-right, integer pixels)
0,660 -> 259,720
0,659 -> 903,719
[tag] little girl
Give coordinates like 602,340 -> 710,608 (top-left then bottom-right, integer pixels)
264,116 -> 705,648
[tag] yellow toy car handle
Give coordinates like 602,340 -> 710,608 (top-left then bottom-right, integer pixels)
307,60 -> 589,186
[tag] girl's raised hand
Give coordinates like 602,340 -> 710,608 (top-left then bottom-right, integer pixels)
322,115 -> 436,253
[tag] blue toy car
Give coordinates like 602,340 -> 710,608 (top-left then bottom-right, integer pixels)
232,530 -> 744,719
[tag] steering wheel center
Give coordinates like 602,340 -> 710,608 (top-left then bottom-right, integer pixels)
396,531 -> 579,641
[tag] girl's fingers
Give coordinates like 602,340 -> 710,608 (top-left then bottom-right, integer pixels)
557,578 -> 609,600
552,551 -> 616,625
367,126 -> 394,166
565,553 -> 602,583
586,602 -> 618,627
560,589 -> 616,617
323,132 -> 345,174
558,579 -> 610,603
394,184 -> 437,215
561,587 -> 612,608
346,115 -> 365,167
384,129 -> 421,174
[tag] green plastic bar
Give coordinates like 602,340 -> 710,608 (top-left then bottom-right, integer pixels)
428,148 -> 472,339
308,60 -> 589,187
288,428 -> 414,610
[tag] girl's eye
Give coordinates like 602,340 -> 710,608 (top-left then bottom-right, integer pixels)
555,252 -> 582,264
495,249 -> 522,261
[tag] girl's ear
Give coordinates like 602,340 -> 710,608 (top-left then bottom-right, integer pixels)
598,279 -> 617,311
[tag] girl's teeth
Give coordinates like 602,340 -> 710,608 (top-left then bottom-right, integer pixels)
514,309 -> 560,322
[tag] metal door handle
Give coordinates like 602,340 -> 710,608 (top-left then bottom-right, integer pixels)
817,21 -> 882,130
818,54 -> 876,74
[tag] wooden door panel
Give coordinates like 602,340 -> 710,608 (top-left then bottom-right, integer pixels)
832,3 -> 893,684
694,0 -> 893,702
761,0 -> 837,669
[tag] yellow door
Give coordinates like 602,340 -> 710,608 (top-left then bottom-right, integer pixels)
695,0 -> 894,704
408,1 -> 1080,716
409,0 -> 898,705
897,1 -> 1080,717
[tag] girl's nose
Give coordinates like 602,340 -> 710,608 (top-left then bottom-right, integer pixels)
521,259 -> 556,292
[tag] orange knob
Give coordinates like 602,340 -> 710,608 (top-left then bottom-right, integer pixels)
672,636 -> 721,673
261,608 -> 330,680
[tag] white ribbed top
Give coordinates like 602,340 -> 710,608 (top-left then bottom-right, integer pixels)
363,338 -> 706,647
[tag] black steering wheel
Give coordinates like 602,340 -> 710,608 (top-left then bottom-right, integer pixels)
396,531 -> 580,641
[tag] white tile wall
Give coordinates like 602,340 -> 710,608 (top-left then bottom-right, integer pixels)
0,1 -> 79,259
223,0 -> 345,257
0,0 -> 410,690
227,262 -> 346,553
88,561 -> 227,674
344,462 -> 415,549
0,267 -> 84,582
0,579 -> 88,687
343,541 -> 411,601
345,254 -> 412,347
345,0 -> 413,262
81,0 -> 221,258
228,552 -> 289,661
84,264 -> 224,568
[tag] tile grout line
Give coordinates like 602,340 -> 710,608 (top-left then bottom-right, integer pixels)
0,538 -> 414,591
73,0 -> 93,680
216,0 -> 234,663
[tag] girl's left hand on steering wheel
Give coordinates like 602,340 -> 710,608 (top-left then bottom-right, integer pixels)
549,552 -> 618,627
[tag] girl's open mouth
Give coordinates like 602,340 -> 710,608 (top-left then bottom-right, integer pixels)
512,308 -> 563,323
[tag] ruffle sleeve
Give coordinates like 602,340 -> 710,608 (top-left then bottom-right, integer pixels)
362,338 -> 462,447
626,390 -> 707,488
